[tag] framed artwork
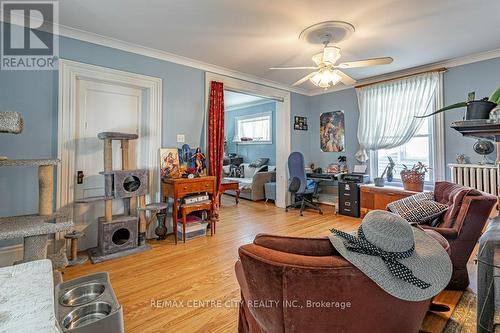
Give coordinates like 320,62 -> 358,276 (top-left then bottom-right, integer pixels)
293,116 -> 308,131
160,148 -> 181,179
320,111 -> 345,152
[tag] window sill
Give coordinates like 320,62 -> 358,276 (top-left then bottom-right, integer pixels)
381,180 -> 434,191
234,141 -> 273,145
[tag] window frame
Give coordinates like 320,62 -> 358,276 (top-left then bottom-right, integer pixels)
233,111 -> 273,145
370,117 -> 434,185
369,89 -> 445,185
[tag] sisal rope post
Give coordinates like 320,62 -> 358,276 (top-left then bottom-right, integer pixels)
38,165 -> 54,215
104,138 -> 113,222
138,195 -> 146,246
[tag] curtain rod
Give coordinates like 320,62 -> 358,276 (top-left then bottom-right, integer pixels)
355,67 -> 447,89
223,88 -> 285,103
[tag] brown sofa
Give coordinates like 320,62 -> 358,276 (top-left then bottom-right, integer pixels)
235,232 -> 449,333
421,181 -> 497,290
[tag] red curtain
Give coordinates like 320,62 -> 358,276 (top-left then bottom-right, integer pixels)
208,81 -> 224,219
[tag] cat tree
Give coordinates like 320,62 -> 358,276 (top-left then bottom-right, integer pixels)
0,111 -> 73,269
79,132 -> 151,263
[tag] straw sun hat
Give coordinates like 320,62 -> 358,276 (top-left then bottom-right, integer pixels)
328,210 -> 452,301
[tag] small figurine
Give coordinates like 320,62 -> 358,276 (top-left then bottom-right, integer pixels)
456,153 -> 467,164
190,147 -> 206,176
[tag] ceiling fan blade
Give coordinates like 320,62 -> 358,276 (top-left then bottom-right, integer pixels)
292,72 -> 317,86
334,70 -> 356,86
269,66 -> 318,70
336,57 -> 393,68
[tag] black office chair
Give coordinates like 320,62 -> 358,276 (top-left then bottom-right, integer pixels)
285,152 -> 322,216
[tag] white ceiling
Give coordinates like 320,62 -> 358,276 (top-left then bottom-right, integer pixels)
224,91 -> 268,108
58,0 -> 500,94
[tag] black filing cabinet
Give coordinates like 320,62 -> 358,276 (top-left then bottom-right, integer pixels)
338,174 -> 369,217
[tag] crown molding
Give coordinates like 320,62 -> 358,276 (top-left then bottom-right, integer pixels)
308,47 -> 500,96
1,11 -> 499,98
56,25 -> 311,96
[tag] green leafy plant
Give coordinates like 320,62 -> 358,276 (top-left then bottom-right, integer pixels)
401,162 -> 429,175
416,86 -> 500,118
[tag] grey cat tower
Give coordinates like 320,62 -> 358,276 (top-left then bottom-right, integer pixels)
0,111 -> 73,271
80,132 -> 151,263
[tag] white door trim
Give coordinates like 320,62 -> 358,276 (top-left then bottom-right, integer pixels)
57,59 -> 163,211
205,73 -> 291,208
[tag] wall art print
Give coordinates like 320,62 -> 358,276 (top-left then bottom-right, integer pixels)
320,111 -> 345,152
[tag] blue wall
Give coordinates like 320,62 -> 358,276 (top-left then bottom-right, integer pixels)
290,93 -> 311,161
297,57 -> 500,178
0,31 -> 205,246
224,101 -> 277,165
308,89 -> 360,171
443,57 -> 500,179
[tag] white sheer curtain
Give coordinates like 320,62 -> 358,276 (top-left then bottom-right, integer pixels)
355,72 -> 439,162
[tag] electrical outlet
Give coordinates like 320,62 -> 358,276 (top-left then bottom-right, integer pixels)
177,134 -> 185,143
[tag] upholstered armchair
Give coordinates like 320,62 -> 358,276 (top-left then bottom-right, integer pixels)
420,181 -> 497,290
235,233 -> 448,333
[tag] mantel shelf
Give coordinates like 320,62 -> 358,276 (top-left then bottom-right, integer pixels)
451,120 -> 500,142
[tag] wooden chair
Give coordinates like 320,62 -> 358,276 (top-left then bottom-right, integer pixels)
178,201 -> 213,244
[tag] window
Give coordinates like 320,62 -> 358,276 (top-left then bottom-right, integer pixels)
233,111 -> 272,144
373,117 -> 434,182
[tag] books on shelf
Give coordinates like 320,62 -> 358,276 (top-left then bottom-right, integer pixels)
182,193 -> 209,205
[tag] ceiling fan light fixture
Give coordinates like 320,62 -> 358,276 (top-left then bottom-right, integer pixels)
310,69 -> 342,89
322,46 -> 341,64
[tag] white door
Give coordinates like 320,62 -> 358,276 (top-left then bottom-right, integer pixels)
74,79 -> 143,250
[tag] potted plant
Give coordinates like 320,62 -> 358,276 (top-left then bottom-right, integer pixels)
374,157 -> 396,187
416,87 -> 500,120
400,162 -> 428,192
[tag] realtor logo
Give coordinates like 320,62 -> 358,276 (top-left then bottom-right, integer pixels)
1,1 -> 59,70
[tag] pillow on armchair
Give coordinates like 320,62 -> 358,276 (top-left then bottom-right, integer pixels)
387,191 -> 449,224
249,158 -> 269,168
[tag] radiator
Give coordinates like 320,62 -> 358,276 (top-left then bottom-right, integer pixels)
448,163 -> 498,196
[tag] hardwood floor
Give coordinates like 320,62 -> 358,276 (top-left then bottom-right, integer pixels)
63,197 -> 462,333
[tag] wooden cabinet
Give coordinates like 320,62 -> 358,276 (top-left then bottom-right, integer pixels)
360,184 -> 418,217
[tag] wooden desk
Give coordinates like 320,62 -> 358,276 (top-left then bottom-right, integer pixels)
360,184 -> 419,217
161,176 -> 216,243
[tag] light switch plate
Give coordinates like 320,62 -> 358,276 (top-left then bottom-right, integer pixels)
177,134 -> 185,143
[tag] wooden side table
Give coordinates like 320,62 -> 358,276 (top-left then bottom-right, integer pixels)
161,176 -> 216,244
220,181 -> 240,205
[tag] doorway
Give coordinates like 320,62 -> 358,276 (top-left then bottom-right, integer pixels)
223,90 -> 278,203
205,73 -> 291,208
58,60 -> 162,250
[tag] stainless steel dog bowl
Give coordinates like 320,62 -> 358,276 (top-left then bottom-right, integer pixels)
60,283 -> 106,306
62,301 -> 112,329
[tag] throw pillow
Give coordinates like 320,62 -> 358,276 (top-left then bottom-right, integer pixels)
387,192 -> 449,224
249,158 -> 269,168
222,165 -> 231,176
229,164 -> 244,178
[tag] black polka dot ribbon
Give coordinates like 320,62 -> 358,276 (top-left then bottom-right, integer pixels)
330,227 -> 431,289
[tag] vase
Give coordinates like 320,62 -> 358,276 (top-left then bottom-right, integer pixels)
374,177 -> 385,187
465,100 -> 497,120
400,171 -> 425,192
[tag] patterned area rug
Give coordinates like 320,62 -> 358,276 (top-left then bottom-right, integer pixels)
443,291 -> 477,333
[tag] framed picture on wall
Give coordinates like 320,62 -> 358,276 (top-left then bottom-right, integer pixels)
320,111 -> 345,152
294,116 -> 308,131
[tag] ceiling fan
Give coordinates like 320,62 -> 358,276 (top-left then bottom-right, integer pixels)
270,21 -> 393,89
